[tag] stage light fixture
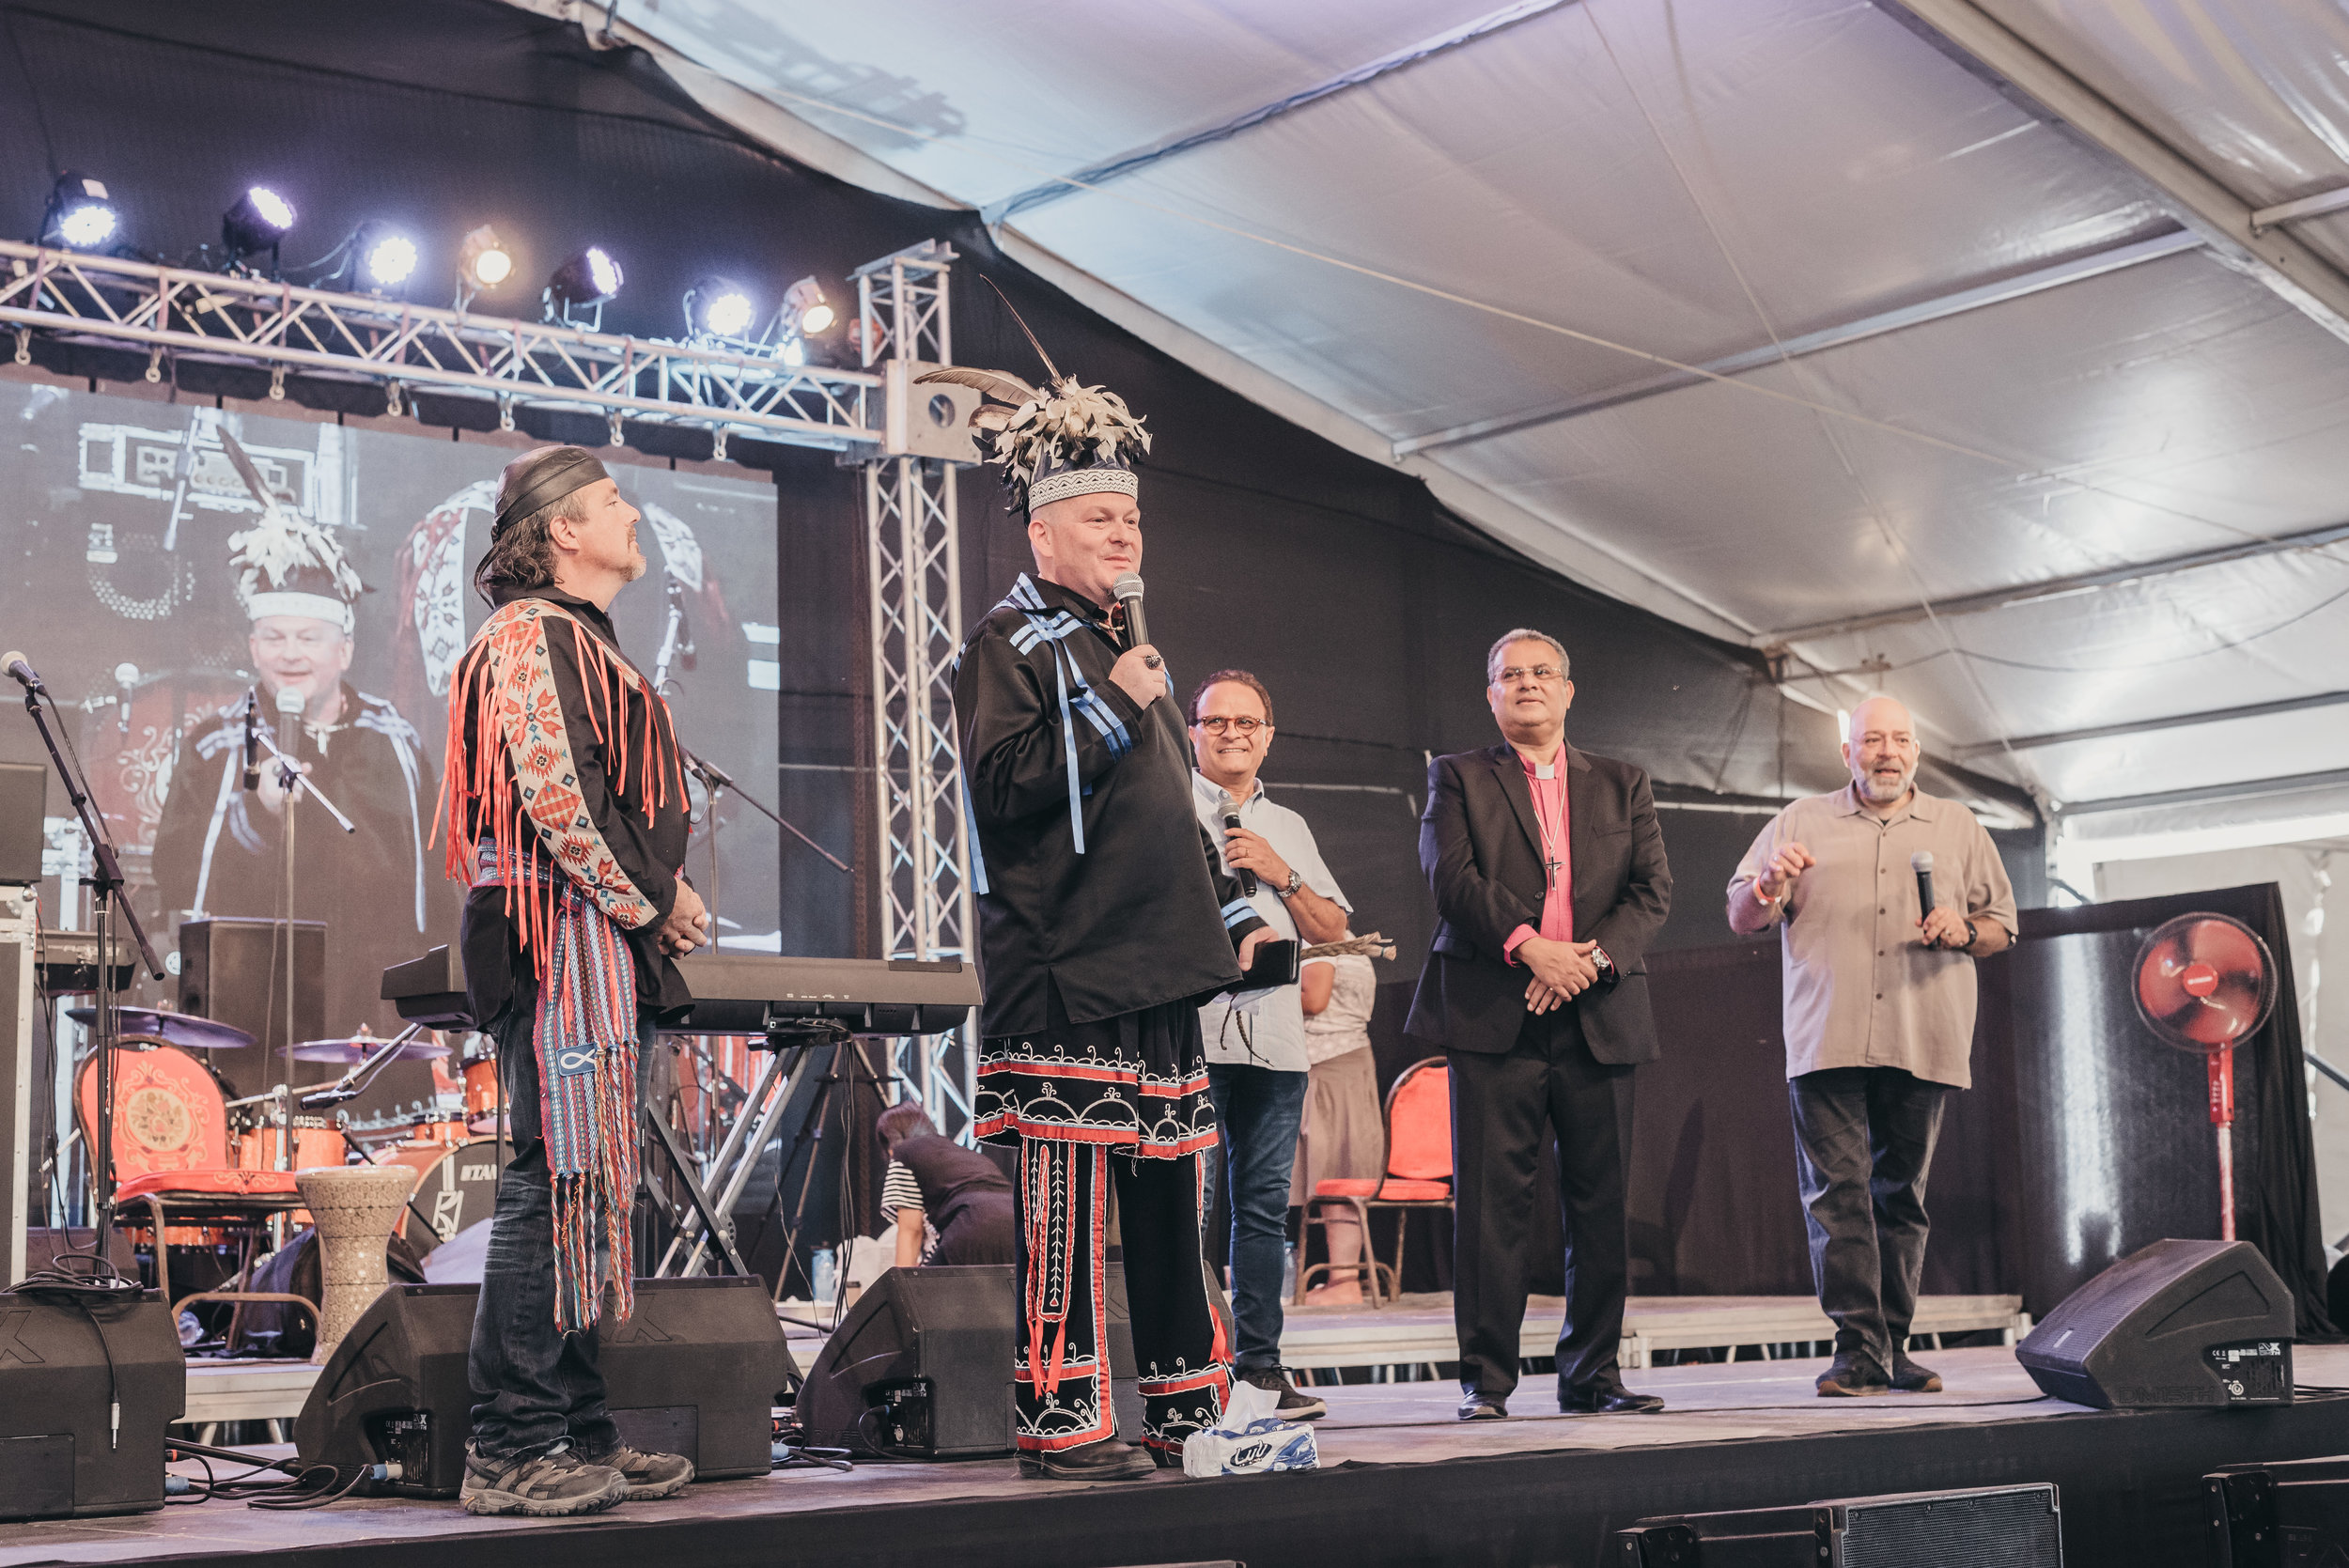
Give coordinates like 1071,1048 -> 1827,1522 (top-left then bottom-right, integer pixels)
222,185 -> 295,268
685,275 -> 755,340
362,231 -> 418,289
40,172 -> 117,251
545,245 -> 622,327
783,276 -> 834,335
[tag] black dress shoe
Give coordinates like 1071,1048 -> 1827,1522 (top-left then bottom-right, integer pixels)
1017,1438 -> 1159,1481
1560,1381 -> 1666,1414
1456,1390 -> 1509,1421
1889,1351 -> 1943,1393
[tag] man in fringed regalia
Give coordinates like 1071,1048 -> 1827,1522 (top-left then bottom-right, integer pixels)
443,445 -> 709,1516
927,357 -> 1273,1481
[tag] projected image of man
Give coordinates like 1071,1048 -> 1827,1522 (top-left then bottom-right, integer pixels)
1726,696 -> 2016,1398
151,499 -> 444,1036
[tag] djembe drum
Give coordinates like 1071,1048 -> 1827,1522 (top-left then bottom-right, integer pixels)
294,1164 -> 418,1363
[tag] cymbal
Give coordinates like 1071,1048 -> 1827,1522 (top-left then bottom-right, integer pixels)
65,1006 -> 257,1052
291,1034 -> 450,1064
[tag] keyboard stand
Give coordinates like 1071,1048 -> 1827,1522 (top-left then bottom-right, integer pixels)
649,1024 -> 840,1279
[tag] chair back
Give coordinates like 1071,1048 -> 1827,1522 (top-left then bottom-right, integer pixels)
1382,1057 -> 1452,1183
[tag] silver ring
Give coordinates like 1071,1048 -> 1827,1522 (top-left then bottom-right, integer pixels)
1143,653 -> 1163,669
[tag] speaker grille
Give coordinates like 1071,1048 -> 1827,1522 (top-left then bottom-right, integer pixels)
1839,1485 -> 2061,1568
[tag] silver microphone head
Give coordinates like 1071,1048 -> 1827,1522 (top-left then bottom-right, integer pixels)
113,662 -> 140,686
275,685 -> 307,717
1909,850 -> 1935,872
1112,571 -> 1144,604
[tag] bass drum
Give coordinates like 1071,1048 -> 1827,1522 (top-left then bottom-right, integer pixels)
380,1138 -> 510,1253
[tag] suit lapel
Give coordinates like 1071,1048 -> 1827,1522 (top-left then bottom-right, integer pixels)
1489,743 -> 1545,867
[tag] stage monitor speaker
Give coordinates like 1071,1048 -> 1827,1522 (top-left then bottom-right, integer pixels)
795,1264 -> 1015,1458
0,1292 -> 184,1521
2206,1456 -> 2349,1567
1618,1483 -> 2062,1567
2015,1238 -> 2293,1409
177,918 -> 325,1095
0,764 -> 43,885
292,1278 -> 797,1497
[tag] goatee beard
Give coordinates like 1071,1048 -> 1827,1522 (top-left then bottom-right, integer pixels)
1859,770 -> 1910,801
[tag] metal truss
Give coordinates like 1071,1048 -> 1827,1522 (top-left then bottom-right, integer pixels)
858,241 -> 979,1141
0,241 -> 880,452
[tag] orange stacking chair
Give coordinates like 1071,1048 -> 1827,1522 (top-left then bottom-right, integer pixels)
1296,1057 -> 1453,1310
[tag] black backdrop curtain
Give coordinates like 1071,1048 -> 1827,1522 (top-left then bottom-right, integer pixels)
1587,882 -> 2331,1332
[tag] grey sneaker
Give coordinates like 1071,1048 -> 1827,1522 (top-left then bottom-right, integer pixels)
1238,1364 -> 1328,1421
459,1441 -> 627,1516
1889,1351 -> 1944,1392
585,1443 -> 695,1500
1815,1351 -> 1891,1398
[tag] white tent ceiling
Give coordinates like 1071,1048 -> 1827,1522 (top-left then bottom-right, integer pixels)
540,0 -> 2349,845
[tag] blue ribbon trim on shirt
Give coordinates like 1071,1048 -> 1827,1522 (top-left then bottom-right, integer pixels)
1221,896 -> 1257,930
989,575 -> 1136,859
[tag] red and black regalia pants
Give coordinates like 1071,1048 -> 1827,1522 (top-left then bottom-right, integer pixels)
977,993 -> 1231,1458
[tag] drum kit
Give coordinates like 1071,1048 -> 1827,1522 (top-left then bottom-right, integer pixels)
65,1004 -> 512,1251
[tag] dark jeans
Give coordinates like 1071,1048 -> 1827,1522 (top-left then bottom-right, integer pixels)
1206,1063 -> 1308,1371
465,998 -> 652,1459
1449,1005 -> 1634,1399
1788,1065 -> 1949,1374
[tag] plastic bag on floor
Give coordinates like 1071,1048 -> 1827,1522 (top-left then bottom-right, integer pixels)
1181,1377 -> 1318,1478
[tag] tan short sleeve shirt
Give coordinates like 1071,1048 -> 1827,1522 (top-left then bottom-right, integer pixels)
1728,786 -> 2017,1090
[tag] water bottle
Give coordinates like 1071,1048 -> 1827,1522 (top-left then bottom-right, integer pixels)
810,1247 -> 837,1307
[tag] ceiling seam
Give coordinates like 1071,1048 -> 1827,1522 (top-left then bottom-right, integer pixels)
986,0 -> 1577,225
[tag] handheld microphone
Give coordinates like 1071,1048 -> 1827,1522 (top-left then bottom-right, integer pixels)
1223,813 -> 1256,897
1911,850 -> 1937,940
114,662 -> 138,735
276,685 -> 307,719
242,688 -> 261,790
1,650 -> 42,692
1111,571 -> 1148,652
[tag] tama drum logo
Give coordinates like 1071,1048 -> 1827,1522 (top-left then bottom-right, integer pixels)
461,1164 -> 495,1182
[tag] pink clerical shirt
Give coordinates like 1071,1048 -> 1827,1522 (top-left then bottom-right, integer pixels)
1502,747 -> 1571,966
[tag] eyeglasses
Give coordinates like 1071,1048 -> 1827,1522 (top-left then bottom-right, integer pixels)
1193,715 -> 1267,736
1493,665 -> 1564,685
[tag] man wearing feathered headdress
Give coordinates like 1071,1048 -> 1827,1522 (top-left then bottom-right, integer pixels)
152,444 -> 449,1043
440,444 -> 707,1517
929,351 -> 1272,1480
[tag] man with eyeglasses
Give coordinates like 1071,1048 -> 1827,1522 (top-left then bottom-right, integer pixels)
1726,695 -> 2015,1398
1405,629 -> 1672,1421
1188,669 -> 1350,1422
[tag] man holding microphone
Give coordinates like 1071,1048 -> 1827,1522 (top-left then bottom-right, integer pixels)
1727,695 -> 2015,1398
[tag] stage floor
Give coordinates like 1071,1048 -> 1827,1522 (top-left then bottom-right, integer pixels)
20,1344 -> 2349,1568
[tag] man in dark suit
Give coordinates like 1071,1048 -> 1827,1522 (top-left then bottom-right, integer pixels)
1406,629 -> 1672,1420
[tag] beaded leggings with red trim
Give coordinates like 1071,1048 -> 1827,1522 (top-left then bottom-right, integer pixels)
980,1000 -> 1230,1455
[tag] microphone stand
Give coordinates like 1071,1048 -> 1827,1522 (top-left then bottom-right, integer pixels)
681,748 -> 850,876
15,678 -> 164,1249
259,706 -> 356,1171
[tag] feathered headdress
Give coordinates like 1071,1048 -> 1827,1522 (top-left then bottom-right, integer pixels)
220,429 -> 363,631
917,317 -> 1149,512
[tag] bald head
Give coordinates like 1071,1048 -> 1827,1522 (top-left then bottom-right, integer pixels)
1843,696 -> 1920,811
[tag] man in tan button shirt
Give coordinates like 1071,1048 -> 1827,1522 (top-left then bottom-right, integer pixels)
1727,696 -> 2016,1398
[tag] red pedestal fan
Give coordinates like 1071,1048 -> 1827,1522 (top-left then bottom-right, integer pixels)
2131,912 -> 2279,1242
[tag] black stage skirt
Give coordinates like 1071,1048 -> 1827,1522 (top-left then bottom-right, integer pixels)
976,995 -> 1217,1158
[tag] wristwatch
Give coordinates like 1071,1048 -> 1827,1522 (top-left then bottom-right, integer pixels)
1592,946 -> 1618,986
1275,868 -> 1303,898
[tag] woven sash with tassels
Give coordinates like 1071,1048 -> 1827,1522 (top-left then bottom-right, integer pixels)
474,843 -> 639,1331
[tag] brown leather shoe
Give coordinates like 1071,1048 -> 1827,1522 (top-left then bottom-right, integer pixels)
1016,1438 -> 1158,1481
